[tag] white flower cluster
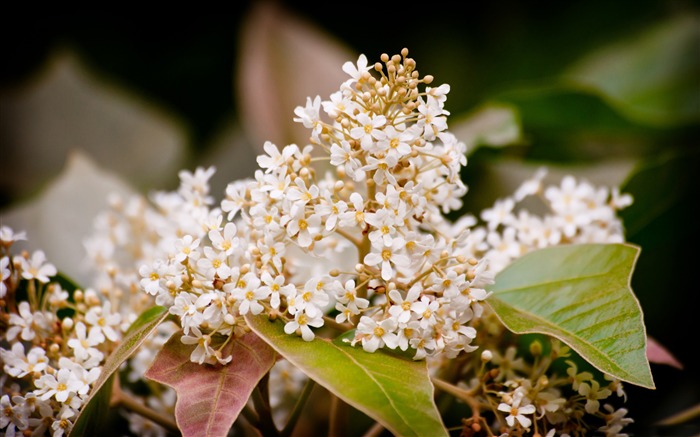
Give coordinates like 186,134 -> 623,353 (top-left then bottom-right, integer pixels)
139,49 -> 494,365
0,226 -> 117,436
452,168 -> 633,274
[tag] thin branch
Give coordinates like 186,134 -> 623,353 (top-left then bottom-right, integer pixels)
281,378 -> 316,437
111,378 -> 179,433
362,422 -> 385,437
328,395 -> 348,437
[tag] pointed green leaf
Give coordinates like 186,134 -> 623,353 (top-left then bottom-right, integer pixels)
70,305 -> 169,436
144,330 -> 277,437
486,243 -> 654,389
245,314 -> 448,437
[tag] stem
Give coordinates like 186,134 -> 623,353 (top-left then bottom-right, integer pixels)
281,378 -> 316,437
27,279 -> 38,311
323,315 -> 352,333
335,228 -> 363,248
657,402 -> 700,426
431,377 -> 483,419
362,422 -> 385,437
328,395 -> 348,437
111,378 -> 179,433
252,384 -> 280,436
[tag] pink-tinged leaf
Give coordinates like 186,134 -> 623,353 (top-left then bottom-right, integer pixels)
647,335 -> 683,369
70,305 -> 169,437
236,1 -> 354,151
145,330 -> 277,437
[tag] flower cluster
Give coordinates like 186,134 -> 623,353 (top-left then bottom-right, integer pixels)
2,49 -> 641,437
139,49 -> 493,365
0,226 -> 116,436
467,168 -> 632,274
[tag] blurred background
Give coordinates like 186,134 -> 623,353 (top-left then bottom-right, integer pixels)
1,1 -> 699,435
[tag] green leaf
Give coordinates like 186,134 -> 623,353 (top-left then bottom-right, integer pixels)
450,103 -> 522,156
145,330 -> 276,437
70,305 -> 169,436
485,243 -> 654,389
620,148 -> 700,248
245,314 -> 448,437
564,13 -> 700,126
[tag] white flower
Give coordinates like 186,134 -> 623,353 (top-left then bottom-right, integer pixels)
7,301 -> 51,341
363,237 -> 410,281
84,300 -> 121,342
283,205 -> 322,249
17,250 -> 56,283
197,246 -> 232,280
180,326 -> 215,365
388,285 -> 421,324
259,271 -> 294,310
228,272 -> 267,316
293,96 -> 323,138
0,394 -> 29,435
139,260 -> 168,296
330,140 -> 362,180
578,380 -> 612,414
173,235 -> 201,263
342,53 -> 371,84
0,226 -> 26,246
51,405 -> 76,437
0,256 -> 10,298
356,316 -> 398,353
514,167 -> 547,201
169,292 -> 203,334
338,192 -> 367,229
208,222 -> 239,255
35,367 -> 86,403
497,393 -> 536,429
480,198 -> 515,230
257,141 -> 295,173
0,342 -> 48,378
67,321 -> 105,362
284,311 -> 324,341
350,113 -> 386,150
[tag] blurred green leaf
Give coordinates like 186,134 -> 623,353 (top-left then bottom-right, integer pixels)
450,103 -> 523,156
564,13 -> 700,126
490,84 -> 659,162
245,314 -> 448,437
486,243 -> 654,389
70,305 -> 169,437
620,148 -> 700,248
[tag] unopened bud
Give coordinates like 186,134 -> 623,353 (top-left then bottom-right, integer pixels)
530,340 -> 543,357
481,350 -> 493,362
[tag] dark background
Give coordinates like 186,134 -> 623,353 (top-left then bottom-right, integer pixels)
2,1 -> 699,435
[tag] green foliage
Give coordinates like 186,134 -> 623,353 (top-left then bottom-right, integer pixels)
245,314 -> 448,437
486,243 -> 654,389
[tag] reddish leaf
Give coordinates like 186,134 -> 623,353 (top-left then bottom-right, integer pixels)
236,1 -> 354,151
647,336 -> 683,369
145,330 -> 277,437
